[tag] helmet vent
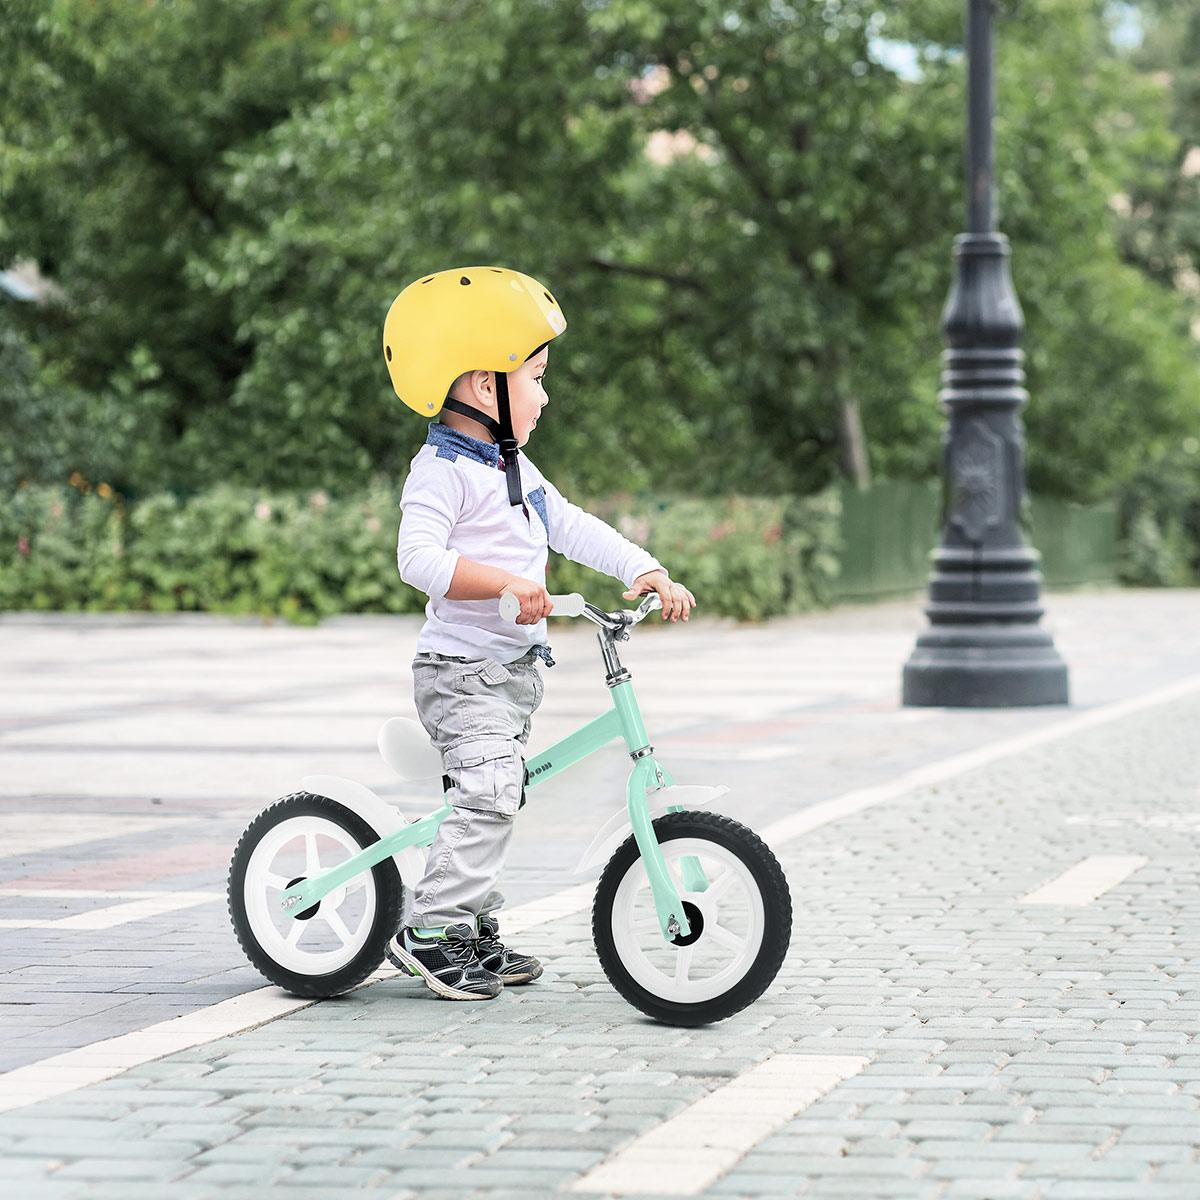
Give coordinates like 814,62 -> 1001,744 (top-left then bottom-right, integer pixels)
460,276 -> 471,285
385,345 -> 392,361
544,291 -> 555,304
421,277 -> 434,284
490,268 -> 503,273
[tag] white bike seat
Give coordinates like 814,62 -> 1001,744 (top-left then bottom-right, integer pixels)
377,717 -> 444,782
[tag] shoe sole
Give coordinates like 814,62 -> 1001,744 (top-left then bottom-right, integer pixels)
385,943 -> 501,1001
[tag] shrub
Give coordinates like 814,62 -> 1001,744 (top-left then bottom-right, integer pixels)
0,478 -> 842,624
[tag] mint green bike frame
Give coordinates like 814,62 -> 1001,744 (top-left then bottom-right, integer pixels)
278,676 -> 702,941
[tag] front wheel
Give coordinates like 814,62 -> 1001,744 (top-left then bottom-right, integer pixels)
592,810 -> 791,1026
228,791 -> 404,998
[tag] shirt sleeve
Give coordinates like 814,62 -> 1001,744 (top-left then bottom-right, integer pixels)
396,458 -> 464,601
540,474 -> 667,588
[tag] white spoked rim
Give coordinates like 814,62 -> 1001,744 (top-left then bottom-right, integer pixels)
610,836 -> 766,1004
243,815 -> 377,974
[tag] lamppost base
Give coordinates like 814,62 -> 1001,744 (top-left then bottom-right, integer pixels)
902,623 -> 1069,707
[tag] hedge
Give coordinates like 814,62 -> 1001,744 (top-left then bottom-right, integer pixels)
0,477 -> 842,625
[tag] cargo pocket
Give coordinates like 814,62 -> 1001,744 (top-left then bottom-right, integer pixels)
454,658 -> 513,693
410,663 -> 444,740
443,738 -> 524,817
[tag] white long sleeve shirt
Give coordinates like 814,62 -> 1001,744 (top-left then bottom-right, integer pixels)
397,422 -> 667,664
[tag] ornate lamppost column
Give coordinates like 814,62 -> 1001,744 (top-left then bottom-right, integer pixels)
902,0 -> 1069,707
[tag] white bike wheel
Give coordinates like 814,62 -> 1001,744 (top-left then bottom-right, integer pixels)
243,814 -> 378,974
593,810 -> 791,1026
229,792 -> 403,997
611,837 -> 765,1003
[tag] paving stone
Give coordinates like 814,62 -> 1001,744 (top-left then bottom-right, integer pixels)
6,600 -> 1200,1199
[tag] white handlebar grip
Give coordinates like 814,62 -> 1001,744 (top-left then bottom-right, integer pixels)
498,591 -> 522,623
551,592 -> 586,617
498,591 -> 586,623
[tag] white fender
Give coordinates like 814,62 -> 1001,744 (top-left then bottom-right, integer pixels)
571,784 -> 731,878
301,773 -> 427,889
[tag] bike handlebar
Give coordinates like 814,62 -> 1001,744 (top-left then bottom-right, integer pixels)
498,590 -> 662,630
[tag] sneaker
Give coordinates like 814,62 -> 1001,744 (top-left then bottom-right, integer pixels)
385,922 -> 502,1000
475,913 -> 543,985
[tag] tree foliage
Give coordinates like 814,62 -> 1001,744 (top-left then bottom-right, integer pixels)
0,0 -> 345,491
1,0 -> 1196,505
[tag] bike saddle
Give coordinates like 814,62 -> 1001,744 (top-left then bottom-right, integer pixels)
377,717 -> 444,782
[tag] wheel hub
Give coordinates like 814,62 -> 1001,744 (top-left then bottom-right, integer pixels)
670,900 -> 705,947
285,876 -> 320,921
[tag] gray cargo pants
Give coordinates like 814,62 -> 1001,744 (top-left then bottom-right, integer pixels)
408,647 -> 546,929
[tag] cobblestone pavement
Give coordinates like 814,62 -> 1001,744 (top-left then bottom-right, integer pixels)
2,590 -> 1200,1197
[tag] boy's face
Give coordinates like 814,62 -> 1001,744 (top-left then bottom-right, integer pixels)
451,347 -> 549,448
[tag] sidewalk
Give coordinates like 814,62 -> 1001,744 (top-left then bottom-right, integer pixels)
2,589 -> 1200,1197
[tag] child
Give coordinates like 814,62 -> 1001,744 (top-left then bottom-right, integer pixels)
382,265 -> 696,1000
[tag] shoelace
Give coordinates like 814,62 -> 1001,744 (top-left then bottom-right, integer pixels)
437,937 -> 481,969
476,931 -> 510,961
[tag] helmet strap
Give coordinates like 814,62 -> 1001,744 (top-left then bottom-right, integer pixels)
441,397 -> 502,440
493,371 -> 524,508
440,374 -> 524,508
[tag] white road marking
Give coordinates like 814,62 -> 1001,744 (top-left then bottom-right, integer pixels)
496,883 -> 596,935
4,671 -> 1200,1113
1019,855 -> 1148,907
0,990 -> 308,1112
758,673 -> 1200,848
1064,811 -> 1200,831
0,883 -> 602,1113
0,814 -> 194,857
662,744 -> 802,762
0,888 -> 222,930
570,1054 -> 868,1195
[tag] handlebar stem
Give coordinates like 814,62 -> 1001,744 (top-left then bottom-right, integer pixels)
581,602 -> 622,632
580,593 -> 661,633
590,595 -> 662,684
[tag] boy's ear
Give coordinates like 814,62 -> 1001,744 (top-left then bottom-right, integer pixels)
465,369 -> 494,407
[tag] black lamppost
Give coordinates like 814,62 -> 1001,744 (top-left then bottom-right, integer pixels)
902,0 -> 1069,707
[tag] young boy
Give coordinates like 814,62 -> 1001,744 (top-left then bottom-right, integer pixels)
381,266 -> 696,1000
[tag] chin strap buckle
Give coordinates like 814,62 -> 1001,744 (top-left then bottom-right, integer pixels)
498,436 -> 523,507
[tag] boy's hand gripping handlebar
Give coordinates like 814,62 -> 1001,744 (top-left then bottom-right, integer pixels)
498,589 -> 662,631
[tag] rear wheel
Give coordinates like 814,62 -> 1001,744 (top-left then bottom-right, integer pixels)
228,791 -> 403,998
593,810 -> 791,1026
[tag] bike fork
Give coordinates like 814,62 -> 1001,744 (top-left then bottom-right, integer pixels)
627,757 -> 696,941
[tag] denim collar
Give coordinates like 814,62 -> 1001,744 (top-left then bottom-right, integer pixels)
426,421 -> 501,468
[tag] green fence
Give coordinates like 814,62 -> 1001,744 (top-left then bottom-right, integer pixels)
832,480 -> 1118,601
1029,494 -> 1119,588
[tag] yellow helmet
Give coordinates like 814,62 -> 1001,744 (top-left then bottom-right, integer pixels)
383,265 -> 566,508
382,265 -> 566,418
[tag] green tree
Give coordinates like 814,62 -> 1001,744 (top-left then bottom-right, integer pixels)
1115,1 -> 1200,307
0,0 -> 347,494
3,0 -> 1196,509
878,0 -> 1198,500
193,0 -> 962,496
187,0 -> 1200,500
